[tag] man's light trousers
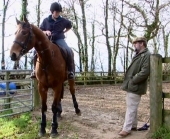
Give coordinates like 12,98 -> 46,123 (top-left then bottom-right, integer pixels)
123,92 -> 141,132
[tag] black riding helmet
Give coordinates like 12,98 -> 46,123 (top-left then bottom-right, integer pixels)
50,2 -> 62,13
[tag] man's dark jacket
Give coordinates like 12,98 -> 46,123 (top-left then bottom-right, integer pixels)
121,48 -> 151,95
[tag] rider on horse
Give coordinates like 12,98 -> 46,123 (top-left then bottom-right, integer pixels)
31,2 -> 74,80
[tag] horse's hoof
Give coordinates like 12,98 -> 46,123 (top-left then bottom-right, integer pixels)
76,109 -> 81,116
38,132 -> 46,137
39,129 -> 46,137
50,131 -> 58,138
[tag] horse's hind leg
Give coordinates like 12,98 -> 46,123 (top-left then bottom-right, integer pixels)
68,80 -> 81,115
56,84 -> 64,118
57,101 -> 62,118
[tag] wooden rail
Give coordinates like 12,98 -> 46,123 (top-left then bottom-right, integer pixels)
74,71 -> 124,85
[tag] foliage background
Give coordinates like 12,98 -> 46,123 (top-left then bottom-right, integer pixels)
1,0 -> 170,73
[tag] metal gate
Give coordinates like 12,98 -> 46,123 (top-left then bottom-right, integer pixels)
0,70 -> 33,118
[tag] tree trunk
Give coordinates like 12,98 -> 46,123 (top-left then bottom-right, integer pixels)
1,0 -> 10,70
105,0 -> 112,76
36,0 -> 41,27
90,22 -> 95,72
113,0 -> 124,74
20,0 -> 28,69
79,0 -> 88,72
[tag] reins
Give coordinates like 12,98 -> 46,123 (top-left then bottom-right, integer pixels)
36,47 -> 50,54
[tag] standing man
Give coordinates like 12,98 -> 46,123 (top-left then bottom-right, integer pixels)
119,37 -> 151,137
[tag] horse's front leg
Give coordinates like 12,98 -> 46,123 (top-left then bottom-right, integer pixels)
50,84 -> 62,138
51,104 -> 59,137
38,85 -> 48,137
68,80 -> 81,115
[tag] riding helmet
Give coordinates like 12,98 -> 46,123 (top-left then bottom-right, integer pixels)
50,2 -> 62,13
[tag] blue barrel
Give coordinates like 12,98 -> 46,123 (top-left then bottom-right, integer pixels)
0,82 -> 16,95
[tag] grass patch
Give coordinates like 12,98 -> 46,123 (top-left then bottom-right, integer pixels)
152,125 -> 170,139
0,109 -> 13,116
0,112 -> 80,139
0,112 -> 39,139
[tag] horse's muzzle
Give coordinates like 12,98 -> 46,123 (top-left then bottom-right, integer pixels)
10,53 -> 17,61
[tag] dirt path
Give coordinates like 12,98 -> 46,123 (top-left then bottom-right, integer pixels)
32,84 -> 159,139
59,86 -> 150,139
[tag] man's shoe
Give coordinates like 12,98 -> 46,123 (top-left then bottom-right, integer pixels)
68,72 -> 74,80
138,123 -> 149,131
30,71 -> 36,79
118,130 -> 130,137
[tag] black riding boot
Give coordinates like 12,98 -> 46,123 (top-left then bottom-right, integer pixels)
67,50 -> 75,80
31,51 -> 37,79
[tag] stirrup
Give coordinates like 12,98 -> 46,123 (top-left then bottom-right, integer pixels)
68,71 -> 74,80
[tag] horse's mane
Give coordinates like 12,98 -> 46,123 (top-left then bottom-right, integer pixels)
31,24 -> 50,42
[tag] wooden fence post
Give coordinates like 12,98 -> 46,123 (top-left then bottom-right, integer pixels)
33,80 -> 40,109
149,54 -> 162,133
100,72 -> 103,85
4,71 -> 11,109
84,72 -> 87,85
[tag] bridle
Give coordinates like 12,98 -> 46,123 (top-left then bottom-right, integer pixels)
13,23 -> 32,56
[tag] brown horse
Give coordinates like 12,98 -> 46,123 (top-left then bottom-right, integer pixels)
10,16 -> 81,138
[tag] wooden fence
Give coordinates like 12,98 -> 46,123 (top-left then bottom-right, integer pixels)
150,54 -> 170,133
74,71 -> 124,85
0,70 -> 124,112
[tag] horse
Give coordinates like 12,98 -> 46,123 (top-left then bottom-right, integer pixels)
10,16 -> 81,138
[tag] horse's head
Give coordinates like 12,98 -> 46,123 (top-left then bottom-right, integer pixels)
10,15 -> 34,61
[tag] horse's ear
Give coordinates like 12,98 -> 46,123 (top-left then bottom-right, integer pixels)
22,14 -> 28,23
16,18 -> 20,25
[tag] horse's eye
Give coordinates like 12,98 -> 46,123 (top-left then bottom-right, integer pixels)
21,31 -> 27,35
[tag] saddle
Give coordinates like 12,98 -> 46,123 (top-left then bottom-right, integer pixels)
51,41 -> 68,63
48,37 -> 74,73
